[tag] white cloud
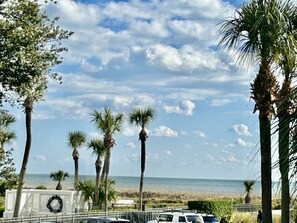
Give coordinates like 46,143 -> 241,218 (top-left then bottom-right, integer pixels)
164,100 -> 195,116
165,150 -> 172,156
131,153 -> 138,162
194,130 -> 206,138
149,153 -> 159,161
151,126 -> 178,137
233,124 -> 252,136
88,132 -> 102,139
225,143 -> 236,148
126,142 -> 136,149
207,154 -> 215,161
146,44 -> 221,71
122,127 -> 138,136
35,155 -> 46,162
210,98 -> 232,106
226,155 -> 240,163
204,142 -> 219,147
236,138 -> 254,147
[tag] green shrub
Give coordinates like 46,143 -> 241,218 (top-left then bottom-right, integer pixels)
188,200 -> 233,221
35,185 -> 47,189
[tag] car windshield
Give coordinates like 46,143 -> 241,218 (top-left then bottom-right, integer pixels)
202,216 -> 218,223
186,215 -> 201,222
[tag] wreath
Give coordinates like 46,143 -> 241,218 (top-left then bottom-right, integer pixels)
46,195 -> 63,213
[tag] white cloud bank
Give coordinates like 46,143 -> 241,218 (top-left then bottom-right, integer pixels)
164,100 -> 195,116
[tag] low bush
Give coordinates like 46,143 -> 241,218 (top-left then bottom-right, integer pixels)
188,200 -> 233,221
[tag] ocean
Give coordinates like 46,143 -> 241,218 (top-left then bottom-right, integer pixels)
23,174 -> 275,197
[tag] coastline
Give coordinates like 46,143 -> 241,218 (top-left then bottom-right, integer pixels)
23,174 -> 266,200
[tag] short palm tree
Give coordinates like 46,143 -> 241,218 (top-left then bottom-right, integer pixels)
218,1 -> 295,222
76,179 -> 95,210
243,180 -> 255,204
91,107 -> 124,212
67,131 -> 86,190
76,178 -> 117,210
128,107 -> 155,210
98,178 -> 117,205
50,170 -> 69,190
87,138 -> 105,207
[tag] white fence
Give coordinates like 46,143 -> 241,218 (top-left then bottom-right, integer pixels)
0,211 -> 156,223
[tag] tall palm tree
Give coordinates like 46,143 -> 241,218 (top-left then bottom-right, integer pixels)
128,107 -> 155,210
275,10 -> 297,222
218,1 -> 295,222
67,131 -> 86,190
243,180 -> 255,204
91,107 -> 124,212
50,170 -> 69,190
87,138 -> 105,207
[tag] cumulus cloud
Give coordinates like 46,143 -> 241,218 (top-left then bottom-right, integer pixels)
151,126 -> 178,137
146,44 -> 221,71
232,124 -> 252,136
164,100 -> 195,116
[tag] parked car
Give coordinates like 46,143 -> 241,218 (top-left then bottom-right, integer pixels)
201,215 -> 219,223
79,217 -> 131,223
147,212 -> 204,223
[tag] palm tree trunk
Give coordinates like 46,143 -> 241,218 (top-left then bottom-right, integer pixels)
259,114 -> 272,223
74,157 -> 79,190
94,158 -> 101,207
100,160 -> 106,183
104,149 -> 110,213
139,139 -> 146,210
13,97 -> 33,217
278,114 -> 290,223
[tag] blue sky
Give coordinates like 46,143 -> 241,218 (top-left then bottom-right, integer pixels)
4,0 -> 283,180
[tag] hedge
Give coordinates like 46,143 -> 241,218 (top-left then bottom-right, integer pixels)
188,200 -> 233,221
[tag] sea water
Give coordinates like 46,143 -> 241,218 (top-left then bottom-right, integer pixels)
22,174 -> 273,196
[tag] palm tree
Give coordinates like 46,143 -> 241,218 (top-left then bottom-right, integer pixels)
87,138 -> 105,207
76,179 -> 95,210
219,1 -> 295,222
98,178 -> 117,205
243,180 -> 255,204
128,107 -> 155,210
77,178 -> 117,210
274,8 -> 297,222
67,131 -> 86,190
91,107 -> 124,212
50,170 -> 69,190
